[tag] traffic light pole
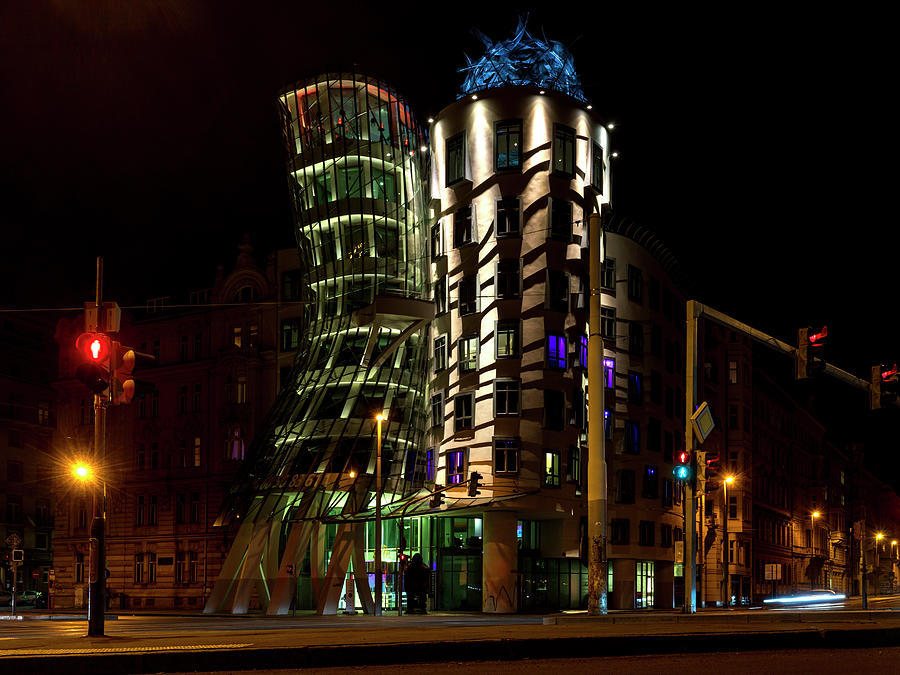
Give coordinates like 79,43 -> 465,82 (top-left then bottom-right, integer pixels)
683,301 -> 699,614
87,257 -> 107,637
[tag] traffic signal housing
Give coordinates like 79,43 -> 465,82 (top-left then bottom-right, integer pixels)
795,326 -> 827,379
74,332 -> 112,394
430,485 -> 445,509
674,450 -> 692,482
873,363 -> 899,409
704,451 -> 721,492
110,343 -> 155,405
468,471 -> 483,497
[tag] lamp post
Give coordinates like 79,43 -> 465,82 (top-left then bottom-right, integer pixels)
876,532 -> 884,595
810,511 -> 820,590
723,475 -> 734,607
374,413 -> 384,617
73,460 -> 106,636
891,540 -> 898,594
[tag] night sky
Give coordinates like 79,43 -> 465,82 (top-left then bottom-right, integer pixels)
3,2 -> 898,379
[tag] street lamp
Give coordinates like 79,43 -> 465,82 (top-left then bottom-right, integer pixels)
374,412 -> 385,617
72,460 -> 106,636
891,541 -> 898,594
723,475 -> 735,607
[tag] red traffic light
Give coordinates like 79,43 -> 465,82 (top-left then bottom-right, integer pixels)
808,326 -> 827,345
676,451 -> 690,465
75,332 -> 111,362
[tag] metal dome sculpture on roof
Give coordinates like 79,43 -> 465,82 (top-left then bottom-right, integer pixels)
459,16 -> 587,102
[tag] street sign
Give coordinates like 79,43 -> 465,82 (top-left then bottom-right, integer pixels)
5,533 -> 22,549
690,401 -> 715,443
32,570 -> 40,580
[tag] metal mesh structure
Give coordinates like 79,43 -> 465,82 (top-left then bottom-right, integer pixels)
459,16 -> 587,101
218,73 -> 433,530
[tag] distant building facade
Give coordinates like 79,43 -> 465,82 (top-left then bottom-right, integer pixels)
51,241 -> 300,610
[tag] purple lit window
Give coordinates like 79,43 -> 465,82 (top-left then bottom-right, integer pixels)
426,448 -> 435,482
448,450 -> 465,484
603,358 -> 615,388
548,334 -> 566,369
579,335 -> 588,368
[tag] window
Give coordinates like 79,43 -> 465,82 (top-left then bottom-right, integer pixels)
663,478 -> 674,508
434,277 -> 447,314
425,448 -> 435,481
134,554 -> 145,584
728,360 -> 739,384
372,168 -> 396,201
447,449 -> 466,484
136,495 -> 145,526
553,124 -> 575,176
458,336 -> 479,374
147,552 -> 157,584
193,437 -> 201,467
433,335 -> 447,372
604,409 -> 612,440
175,493 -> 185,525
642,465 -> 659,499
458,275 -> 477,316
431,392 -> 444,429
175,552 -> 186,583
639,521 -> 655,546
627,265 -> 643,302
604,358 -> 615,388
629,321 -> 644,355
149,495 -> 158,526
189,492 -> 201,524
193,384 -> 201,412
651,323 -> 663,358
568,445 -> 582,485
7,460 -> 23,482
453,205 -> 474,247
431,222 -> 443,259
494,379 -> 520,416
601,257 -> 616,290
178,385 -> 188,414
591,142 -> 605,192
610,518 -> 630,545
650,370 -> 662,405
495,120 -> 522,170
194,333 -> 203,359
615,470 -> 635,503
496,197 -> 520,236
454,392 -> 474,432
180,335 -> 189,361
547,269 -> 569,311
547,333 -> 567,370
446,132 -> 466,185
549,198 -> 572,241
282,269 -> 301,301
648,417 -> 661,452
544,390 -> 565,430
494,437 -> 519,473
601,307 -> 616,339
543,449 -> 561,487
496,320 -> 520,358
578,335 -> 588,369
624,420 -> 640,454
496,259 -> 521,298
729,495 -> 738,520
281,318 -> 301,351
232,326 -> 242,348
628,371 -> 643,404
236,375 -> 247,404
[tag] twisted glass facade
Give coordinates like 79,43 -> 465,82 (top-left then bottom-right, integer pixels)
218,73 -> 432,532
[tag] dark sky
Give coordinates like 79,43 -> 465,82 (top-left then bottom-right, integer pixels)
2,1 -> 898,379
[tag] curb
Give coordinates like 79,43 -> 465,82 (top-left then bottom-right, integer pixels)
4,625 -> 900,675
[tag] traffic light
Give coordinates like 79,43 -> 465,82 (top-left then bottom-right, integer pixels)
110,342 -> 155,405
285,564 -> 294,576
430,485 -> 445,508
674,450 -> 692,482
704,451 -> 721,492
74,332 -> 112,394
468,471 -> 483,497
795,326 -> 827,379
398,553 -> 409,570
883,364 -> 899,405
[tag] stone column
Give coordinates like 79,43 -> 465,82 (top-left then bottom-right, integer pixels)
482,511 -> 518,613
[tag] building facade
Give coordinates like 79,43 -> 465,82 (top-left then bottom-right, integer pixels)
51,241 -> 298,610
0,314 -> 56,601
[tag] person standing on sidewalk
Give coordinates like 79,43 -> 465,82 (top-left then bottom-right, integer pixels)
405,553 -> 429,614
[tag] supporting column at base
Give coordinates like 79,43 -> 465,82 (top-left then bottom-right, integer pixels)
482,511 -> 518,614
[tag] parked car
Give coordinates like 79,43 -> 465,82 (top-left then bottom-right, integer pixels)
16,590 -> 43,606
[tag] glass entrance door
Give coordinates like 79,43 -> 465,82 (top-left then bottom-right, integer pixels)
636,560 -> 655,608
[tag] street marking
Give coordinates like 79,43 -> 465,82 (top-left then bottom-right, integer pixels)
0,643 -> 253,657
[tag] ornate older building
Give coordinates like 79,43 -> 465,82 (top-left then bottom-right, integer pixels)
51,241 -> 298,610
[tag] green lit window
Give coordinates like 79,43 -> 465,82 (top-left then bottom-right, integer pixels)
543,449 -> 560,487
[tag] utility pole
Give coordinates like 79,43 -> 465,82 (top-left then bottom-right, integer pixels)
587,212 -> 608,615
683,300 -> 699,613
88,257 -> 107,637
